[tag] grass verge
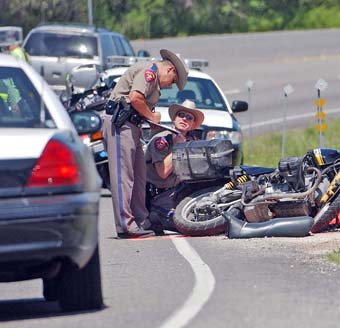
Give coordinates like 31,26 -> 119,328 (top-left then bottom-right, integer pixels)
242,119 -> 340,167
327,250 -> 340,264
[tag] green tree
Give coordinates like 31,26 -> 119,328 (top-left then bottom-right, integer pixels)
2,0 -> 340,40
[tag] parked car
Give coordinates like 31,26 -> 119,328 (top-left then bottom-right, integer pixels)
0,54 -> 103,312
23,23 -> 149,93
101,57 -> 248,164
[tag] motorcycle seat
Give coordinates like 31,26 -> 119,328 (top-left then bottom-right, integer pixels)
240,165 -> 276,176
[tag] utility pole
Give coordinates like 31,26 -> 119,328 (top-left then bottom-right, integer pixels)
88,0 -> 93,25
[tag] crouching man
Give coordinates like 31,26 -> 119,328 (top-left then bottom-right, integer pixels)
145,99 -> 205,231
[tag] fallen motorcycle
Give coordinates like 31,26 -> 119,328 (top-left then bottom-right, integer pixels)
172,142 -> 340,238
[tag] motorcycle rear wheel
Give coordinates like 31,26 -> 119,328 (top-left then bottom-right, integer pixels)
174,186 -> 240,236
311,193 -> 340,233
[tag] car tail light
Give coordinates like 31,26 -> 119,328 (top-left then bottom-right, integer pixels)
27,140 -> 81,187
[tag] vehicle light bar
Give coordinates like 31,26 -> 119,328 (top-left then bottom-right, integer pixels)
184,59 -> 209,70
107,55 -> 155,67
106,55 -> 209,70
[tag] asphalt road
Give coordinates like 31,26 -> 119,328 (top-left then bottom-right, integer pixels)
2,30 -> 340,328
1,192 -> 340,327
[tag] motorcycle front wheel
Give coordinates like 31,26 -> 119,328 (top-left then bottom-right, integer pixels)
174,186 -> 241,236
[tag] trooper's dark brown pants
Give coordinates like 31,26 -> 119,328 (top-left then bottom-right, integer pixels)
102,114 -> 150,234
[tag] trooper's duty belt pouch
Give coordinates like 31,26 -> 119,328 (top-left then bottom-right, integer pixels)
105,97 -> 143,128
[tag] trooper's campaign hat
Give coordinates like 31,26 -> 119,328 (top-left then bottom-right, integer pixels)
160,49 -> 189,91
168,99 -> 204,129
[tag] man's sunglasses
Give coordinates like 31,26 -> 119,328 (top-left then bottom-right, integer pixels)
177,112 -> 195,121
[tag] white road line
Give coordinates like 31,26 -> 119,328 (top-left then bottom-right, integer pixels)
159,238 -> 215,328
242,106 -> 340,130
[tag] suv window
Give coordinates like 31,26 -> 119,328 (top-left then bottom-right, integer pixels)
100,34 -> 114,59
120,36 -> 135,56
0,67 -> 55,128
112,36 -> 134,56
24,32 -> 98,58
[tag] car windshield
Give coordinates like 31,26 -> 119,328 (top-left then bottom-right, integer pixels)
0,67 -> 55,128
158,77 -> 227,111
24,32 -> 98,59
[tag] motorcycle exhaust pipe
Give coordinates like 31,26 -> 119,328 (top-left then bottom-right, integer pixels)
223,212 -> 314,239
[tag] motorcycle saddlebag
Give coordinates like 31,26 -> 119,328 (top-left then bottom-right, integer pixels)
172,139 -> 233,181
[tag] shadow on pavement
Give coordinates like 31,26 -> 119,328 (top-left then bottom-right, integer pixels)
0,298 -> 104,322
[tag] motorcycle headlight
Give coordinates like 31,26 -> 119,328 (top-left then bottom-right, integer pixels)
206,130 -> 242,145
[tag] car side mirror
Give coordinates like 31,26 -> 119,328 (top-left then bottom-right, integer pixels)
231,100 -> 248,113
69,111 -> 102,135
137,49 -> 151,57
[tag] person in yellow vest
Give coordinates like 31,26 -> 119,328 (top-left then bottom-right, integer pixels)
8,44 -> 30,63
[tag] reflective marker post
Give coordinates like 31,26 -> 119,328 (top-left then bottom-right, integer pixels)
314,79 -> 328,148
246,79 -> 254,147
282,84 -> 294,158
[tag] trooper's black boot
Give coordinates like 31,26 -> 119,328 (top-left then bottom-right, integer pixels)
116,227 -> 155,239
148,211 -> 165,235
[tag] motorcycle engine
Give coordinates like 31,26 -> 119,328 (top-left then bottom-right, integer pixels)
243,167 -> 312,223
244,196 -> 312,223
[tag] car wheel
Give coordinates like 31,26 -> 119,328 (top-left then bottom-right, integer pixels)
58,246 -> 103,312
43,277 -> 59,302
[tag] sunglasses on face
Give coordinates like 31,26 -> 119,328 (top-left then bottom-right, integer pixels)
177,111 -> 195,121
172,67 -> 178,84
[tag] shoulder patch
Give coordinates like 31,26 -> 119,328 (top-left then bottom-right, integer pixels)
154,137 -> 169,151
144,69 -> 156,83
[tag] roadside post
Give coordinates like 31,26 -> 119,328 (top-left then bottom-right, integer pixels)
246,79 -> 254,146
282,84 -> 294,158
314,79 -> 328,148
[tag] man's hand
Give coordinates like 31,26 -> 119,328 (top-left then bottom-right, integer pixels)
173,133 -> 186,144
129,91 -> 161,122
148,112 -> 162,130
152,111 -> 161,124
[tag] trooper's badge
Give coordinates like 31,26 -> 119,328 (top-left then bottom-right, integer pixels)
144,69 -> 156,82
154,137 -> 168,151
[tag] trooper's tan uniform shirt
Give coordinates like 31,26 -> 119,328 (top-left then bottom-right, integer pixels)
111,61 -> 160,107
102,61 -> 161,234
145,130 -> 178,189
145,130 -> 197,231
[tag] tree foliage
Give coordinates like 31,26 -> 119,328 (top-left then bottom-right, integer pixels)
1,0 -> 340,39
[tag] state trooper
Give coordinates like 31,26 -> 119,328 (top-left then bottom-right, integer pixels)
145,100 -> 205,231
102,49 -> 188,238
